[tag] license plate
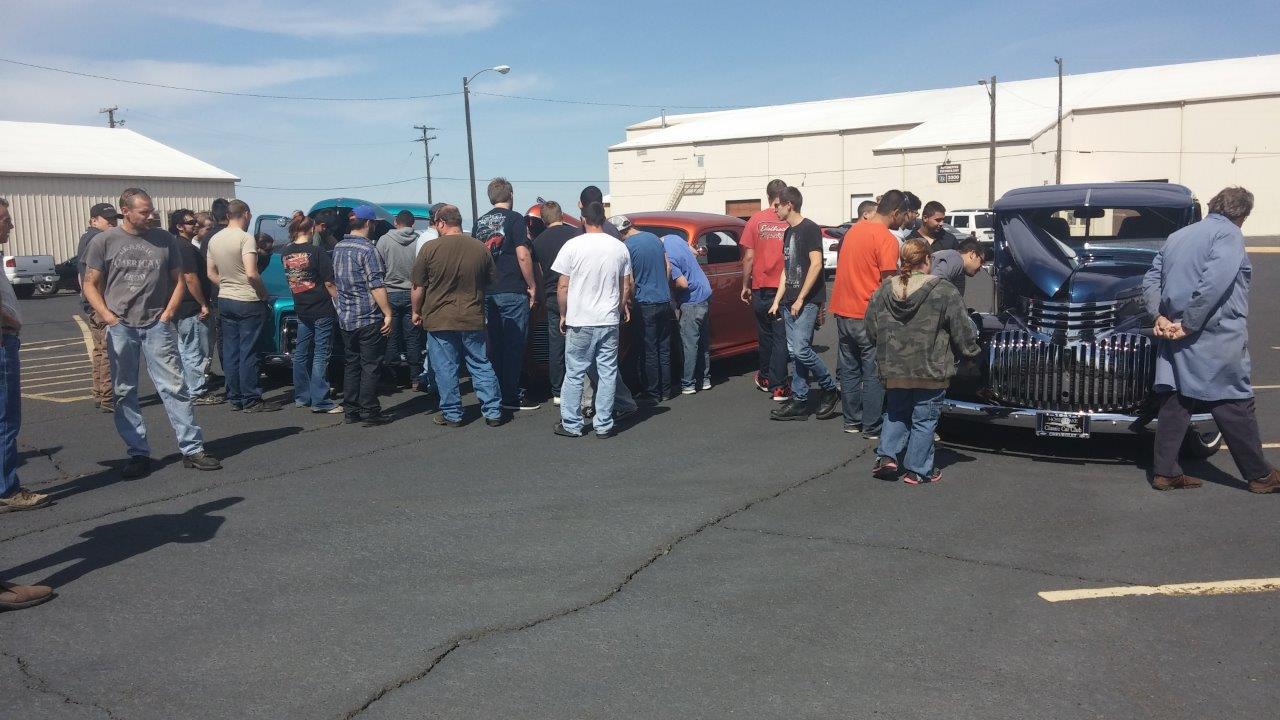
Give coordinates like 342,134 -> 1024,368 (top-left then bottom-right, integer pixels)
1036,411 -> 1090,438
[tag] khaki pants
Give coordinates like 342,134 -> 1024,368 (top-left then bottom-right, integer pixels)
86,308 -> 112,406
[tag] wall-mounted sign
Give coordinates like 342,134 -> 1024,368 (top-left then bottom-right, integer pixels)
936,163 -> 961,183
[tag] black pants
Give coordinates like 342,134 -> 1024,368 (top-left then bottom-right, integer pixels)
629,301 -> 674,401
545,298 -> 566,397
342,322 -> 388,418
752,289 -> 788,389
1153,392 -> 1271,481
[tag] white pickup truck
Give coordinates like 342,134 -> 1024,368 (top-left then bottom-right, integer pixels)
2,253 -> 59,299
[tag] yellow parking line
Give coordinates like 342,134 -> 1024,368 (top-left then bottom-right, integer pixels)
23,377 -> 90,389
18,336 -> 82,347
22,364 -> 90,378
1246,247 -> 1280,253
18,352 -> 85,361
22,358 -> 95,370
19,341 -> 84,353
21,391 -> 94,403
1040,577 -> 1280,602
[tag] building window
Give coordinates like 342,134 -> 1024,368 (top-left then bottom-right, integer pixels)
695,155 -> 704,167
725,199 -> 760,220
637,148 -> 647,157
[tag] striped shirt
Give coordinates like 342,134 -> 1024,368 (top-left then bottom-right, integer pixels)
332,234 -> 386,331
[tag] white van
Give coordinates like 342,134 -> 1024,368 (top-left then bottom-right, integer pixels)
943,209 -> 995,245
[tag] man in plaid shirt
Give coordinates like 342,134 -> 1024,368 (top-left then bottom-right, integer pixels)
333,205 -> 393,426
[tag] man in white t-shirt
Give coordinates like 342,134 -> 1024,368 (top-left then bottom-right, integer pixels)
550,201 -> 633,439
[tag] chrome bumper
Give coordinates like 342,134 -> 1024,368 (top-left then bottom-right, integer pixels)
942,399 -> 1217,435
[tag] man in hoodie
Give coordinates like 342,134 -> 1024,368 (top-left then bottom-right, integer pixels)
377,210 -> 423,387
76,202 -> 119,412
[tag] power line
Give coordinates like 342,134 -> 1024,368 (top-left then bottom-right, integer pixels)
125,109 -> 418,147
0,57 -> 462,101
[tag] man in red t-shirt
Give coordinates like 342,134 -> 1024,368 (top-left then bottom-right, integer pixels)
829,190 -> 908,439
739,179 -> 792,400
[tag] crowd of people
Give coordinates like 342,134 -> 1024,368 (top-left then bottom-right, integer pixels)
0,174 -> 1273,612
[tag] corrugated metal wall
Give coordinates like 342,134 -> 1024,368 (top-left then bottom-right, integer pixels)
0,175 -> 236,259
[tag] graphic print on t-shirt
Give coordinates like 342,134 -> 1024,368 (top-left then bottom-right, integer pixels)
284,252 -> 317,293
784,231 -> 803,291
473,211 -> 508,256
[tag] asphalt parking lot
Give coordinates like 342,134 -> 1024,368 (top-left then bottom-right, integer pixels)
2,257 -> 1279,719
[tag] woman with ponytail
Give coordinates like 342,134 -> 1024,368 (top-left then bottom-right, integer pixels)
864,238 -> 979,484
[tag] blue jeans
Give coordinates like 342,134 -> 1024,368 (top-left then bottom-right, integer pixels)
629,301 -> 674,400
752,289 -> 788,389
218,298 -> 265,408
384,289 -> 422,370
835,315 -> 884,431
485,292 -> 530,406
417,334 -> 437,392
0,335 -> 21,496
782,302 -> 836,401
293,316 -> 337,411
175,313 -> 210,397
427,330 -> 502,423
107,321 -> 204,458
876,388 -> 945,476
677,301 -> 710,390
561,325 -> 620,435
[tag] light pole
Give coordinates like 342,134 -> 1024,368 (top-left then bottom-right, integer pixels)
463,65 -> 510,226
1054,57 -> 1064,184
979,76 -> 996,208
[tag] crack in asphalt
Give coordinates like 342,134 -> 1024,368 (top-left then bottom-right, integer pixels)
1,650 -> 119,719
19,443 -> 75,484
717,525 -> 1143,588
338,448 -> 866,720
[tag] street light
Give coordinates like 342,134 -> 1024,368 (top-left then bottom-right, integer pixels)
464,65 -> 511,225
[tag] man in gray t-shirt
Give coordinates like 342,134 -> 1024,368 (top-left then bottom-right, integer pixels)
929,240 -> 985,297
82,188 -> 221,477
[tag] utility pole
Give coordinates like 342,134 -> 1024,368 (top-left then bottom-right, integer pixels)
99,106 -> 123,128
980,76 -> 996,208
1054,57 -> 1064,184
414,125 -> 439,204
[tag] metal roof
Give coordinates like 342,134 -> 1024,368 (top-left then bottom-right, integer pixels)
0,121 -> 239,181
994,183 -> 1196,211
613,54 -> 1280,152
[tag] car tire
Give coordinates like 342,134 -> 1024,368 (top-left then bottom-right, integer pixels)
35,281 -> 59,297
13,285 -> 35,300
1180,428 -> 1223,459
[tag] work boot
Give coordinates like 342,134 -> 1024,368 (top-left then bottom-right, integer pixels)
1151,474 -> 1203,491
0,489 -> 51,513
0,581 -> 55,612
121,456 -> 152,479
814,388 -> 841,420
1247,469 -> 1280,494
182,452 -> 222,471
770,397 -> 810,421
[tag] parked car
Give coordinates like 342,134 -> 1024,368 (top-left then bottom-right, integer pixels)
943,182 -> 1220,457
379,202 -> 434,232
3,253 -> 58,298
944,209 -> 995,245
819,225 -> 845,274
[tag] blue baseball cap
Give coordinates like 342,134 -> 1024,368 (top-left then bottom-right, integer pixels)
352,204 -> 378,221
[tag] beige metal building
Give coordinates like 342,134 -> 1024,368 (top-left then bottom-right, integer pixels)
608,55 -> 1280,236
0,121 -> 238,259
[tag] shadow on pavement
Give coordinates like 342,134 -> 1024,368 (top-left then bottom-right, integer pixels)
0,497 -> 243,588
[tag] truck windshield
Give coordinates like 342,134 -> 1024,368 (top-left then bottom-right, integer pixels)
1009,206 -> 1190,253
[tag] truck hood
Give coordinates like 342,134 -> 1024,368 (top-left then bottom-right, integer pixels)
1001,215 -> 1155,303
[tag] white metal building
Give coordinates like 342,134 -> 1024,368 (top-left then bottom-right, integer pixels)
0,121 -> 238,259
608,55 -> 1280,235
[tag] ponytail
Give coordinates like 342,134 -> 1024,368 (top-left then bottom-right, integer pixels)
898,237 -> 930,287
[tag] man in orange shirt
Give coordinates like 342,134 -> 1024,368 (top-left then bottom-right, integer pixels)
739,179 -> 792,401
829,190 -> 909,439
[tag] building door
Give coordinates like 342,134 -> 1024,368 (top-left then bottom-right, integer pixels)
725,199 -> 760,221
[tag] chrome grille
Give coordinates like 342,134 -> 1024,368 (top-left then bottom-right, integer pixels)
1026,299 -> 1116,337
988,330 -> 1154,412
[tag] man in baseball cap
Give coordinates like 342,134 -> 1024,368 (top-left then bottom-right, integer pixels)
77,203 -> 120,412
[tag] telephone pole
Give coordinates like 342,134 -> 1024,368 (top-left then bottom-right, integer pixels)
980,76 -> 997,207
414,125 -> 439,203
99,106 -> 123,128
1054,57 -> 1064,184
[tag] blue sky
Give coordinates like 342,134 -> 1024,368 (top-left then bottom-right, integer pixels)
1,0 -> 1278,224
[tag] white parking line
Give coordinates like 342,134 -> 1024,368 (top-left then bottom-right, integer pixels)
19,341 -> 84,352
23,377 -> 90,389
20,316 -> 96,403
18,336 -> 82,348
1040,577 -> 1280,602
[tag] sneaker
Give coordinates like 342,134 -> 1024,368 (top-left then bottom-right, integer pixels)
769,397 -> 810,421
0,580 -> 55,612
313,405 -> 344,415
182,451 -> 222,471
362,414 -> 392,427
0,489 -> 52,513
193,392 -> 225,406
343,414 -> 362,424
595,429 -> 614,439
241,401 -> 283,413
701,378 -> 712,391
861,429 -> 881,441
843,422 -> 862,434
681,387 -> 697,395
814,388 -> 841,420
872,456 -> 899,481
1152,474 -> 1204,491
121,456 -> 152,479
554,423 -> 584,438
96,401 -> 115,414
614,405 -> 637,420
485,415 -> 509,428
432,415 -> 462,428
754,373 -> 770,392
771,387 -> 792,402
501,402 -> 543,411
1248,470 -> 1280,494
903,468 -> 943,485
552,395 -> 561,406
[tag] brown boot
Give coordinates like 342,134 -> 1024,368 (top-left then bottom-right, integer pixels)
1247,469 -> 1280,494
0,581 -> 55,611
1151,474 -> 1203,491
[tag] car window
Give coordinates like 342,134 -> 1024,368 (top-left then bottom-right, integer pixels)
254,215 -> 293,254
952,215 -> 969,228
412,218 -> 432,232
699,230 -> 740,265
975,213 -> 993,229
634,225 -> 687,243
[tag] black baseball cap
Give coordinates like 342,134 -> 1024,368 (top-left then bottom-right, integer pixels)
90,203 -> 119,219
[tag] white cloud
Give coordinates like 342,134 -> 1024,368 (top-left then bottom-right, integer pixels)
150,0 -> 507,36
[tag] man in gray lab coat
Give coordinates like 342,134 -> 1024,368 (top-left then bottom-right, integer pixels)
1142,186 -> 1277,493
